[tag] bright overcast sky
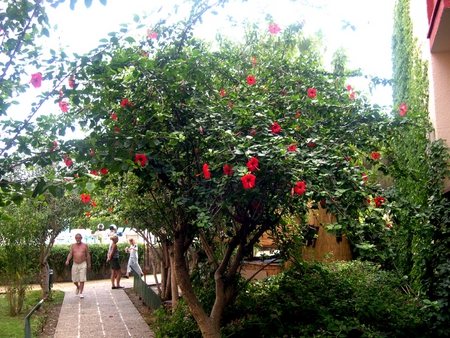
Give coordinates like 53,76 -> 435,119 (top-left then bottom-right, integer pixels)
7,0 -> 393,127
45,0 -> 394,105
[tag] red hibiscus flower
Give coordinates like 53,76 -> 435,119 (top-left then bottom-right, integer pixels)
90,150 -> 95,155
86,212 -> 91,218
111,113 -> 118,120
90,170 -> 98,176
203,163 -> 211,179
120,98 -> 134,107
362,173 -> 368,181
59,101 -> 68,112
294,181 -> 306,195
374,196 -> 386,207
51,140 -> 57,151
371,152 -> 380,160
241,174 -> 256,189
63,154 -> 73,167
247,75 -> 256,85
271,122 -> 281,134
100,168 -> 108,175
109,207 -> 114,213
246,157 -> 259,172
251,56 -> 257,66
398,102 -> 407,116
228,102 -> 233,109
220,89 -> 226,97
268,23 -> 281,34
114,126 -> 120,134
344,157 -> 351,162
223,164 -> 234,176
295,111 -> 301,118
307,142 -> 316,148
92,201 -> 97,207
350,92 -> 355,99
30,73 -> 42,88
346,84 -> 352,91
147,29 -> 158,39
287,144 -> 297,152
135,153 -> 148,167
80,193 -> 91,203
249,128 -> 256,136
124,220 -> 128,224
307,88 -> 317,99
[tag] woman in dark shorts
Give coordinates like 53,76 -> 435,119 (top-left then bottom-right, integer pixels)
106,234 -> 123,289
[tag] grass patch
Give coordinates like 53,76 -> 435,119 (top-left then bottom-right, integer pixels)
0,289 -> 64,338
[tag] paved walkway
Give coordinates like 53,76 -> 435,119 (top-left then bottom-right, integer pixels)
51,275 -> 158,338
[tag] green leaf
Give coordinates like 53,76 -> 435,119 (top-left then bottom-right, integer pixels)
124,37 -> 136,43
133,14 -> 139,23
42,28 -> 50,37
86,182 -> 96,192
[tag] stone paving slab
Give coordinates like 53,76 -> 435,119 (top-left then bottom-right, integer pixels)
52,276 -> 157,338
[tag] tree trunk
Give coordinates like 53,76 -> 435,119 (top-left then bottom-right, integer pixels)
40,261 -> 50,300
173,234 -> 222,338
168,245 -> 179,307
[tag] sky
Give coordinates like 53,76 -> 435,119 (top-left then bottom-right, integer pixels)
46,0 -> 395,103
8,0 -> 395,131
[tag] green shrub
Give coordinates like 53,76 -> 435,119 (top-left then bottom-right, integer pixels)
153,260 -> 429,337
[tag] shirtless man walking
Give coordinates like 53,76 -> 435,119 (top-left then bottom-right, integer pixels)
65,233 -> 91,299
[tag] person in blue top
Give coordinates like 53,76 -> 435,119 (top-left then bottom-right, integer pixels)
106,234 -> 123,289
124,238 -> 143,278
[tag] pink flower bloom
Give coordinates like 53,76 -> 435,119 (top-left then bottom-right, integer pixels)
247,75 -> 256,85
346,84 -> 352,91
287,144 -> 297,152
59,101 -> 68,112
350,92 -> 355,99
135,154 -> 148,167
307,88 -> 317,99
69,76 -> 75,89
203,163 -> 211,179
294,181 -> 306,195
268,23 -> 281,34
223,164 -> 234,176
398,102 -> 407,116
147,29 -> 158,39
271,122 -> 281,134
241,174 -> 256,189
30,73 -> 42,88
246,157 -> 259,172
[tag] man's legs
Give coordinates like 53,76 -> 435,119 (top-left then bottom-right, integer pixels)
74,282 -> 79,294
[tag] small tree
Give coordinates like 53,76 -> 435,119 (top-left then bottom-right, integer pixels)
60,2 -> 399,336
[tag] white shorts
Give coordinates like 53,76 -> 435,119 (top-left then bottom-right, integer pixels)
71,261 -> 87,283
